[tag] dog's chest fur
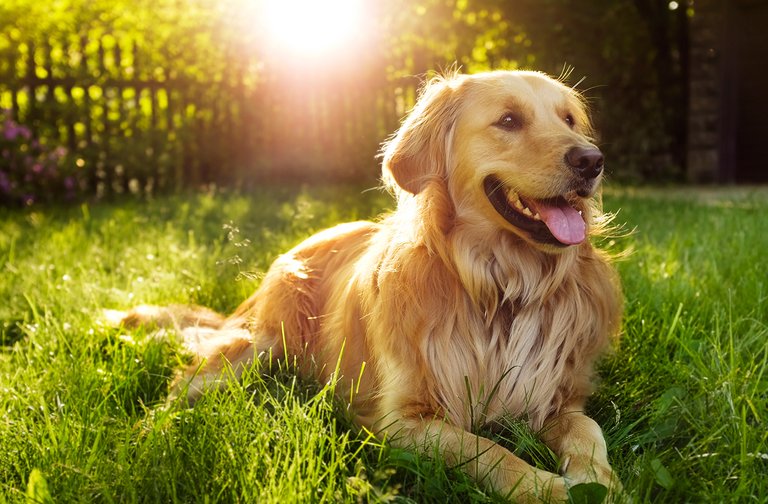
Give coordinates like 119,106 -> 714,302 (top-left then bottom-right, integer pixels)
419,239 -> 612,432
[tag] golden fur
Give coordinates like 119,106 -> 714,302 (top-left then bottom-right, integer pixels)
116,70 -> 623,502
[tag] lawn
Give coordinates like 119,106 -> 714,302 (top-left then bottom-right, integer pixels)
1,185 -> 766,503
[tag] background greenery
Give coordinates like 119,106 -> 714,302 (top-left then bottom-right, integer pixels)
1,186 -> 766,502
0,0 -> 690,206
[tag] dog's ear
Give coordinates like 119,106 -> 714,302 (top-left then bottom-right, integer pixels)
381,76 -> 461,194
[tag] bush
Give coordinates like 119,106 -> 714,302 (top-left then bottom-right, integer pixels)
0,109 -> 82,206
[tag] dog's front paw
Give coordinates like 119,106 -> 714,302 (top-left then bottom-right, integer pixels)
494,468 -> 570,503
518,475 -> 571,503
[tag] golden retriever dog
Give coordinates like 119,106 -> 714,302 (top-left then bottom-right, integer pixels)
115,70 -> 623,502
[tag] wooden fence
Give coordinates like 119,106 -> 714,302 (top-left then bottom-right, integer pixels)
0,34 -> 421,199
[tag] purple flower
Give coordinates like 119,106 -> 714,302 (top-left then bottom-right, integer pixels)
64,176 -> 76,190
18,126 -> 31,140
31,163 -> 43,174
2,116 -> 31,141
3,120 -> 19,141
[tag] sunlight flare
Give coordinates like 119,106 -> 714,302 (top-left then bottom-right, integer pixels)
261,0 -> 367,58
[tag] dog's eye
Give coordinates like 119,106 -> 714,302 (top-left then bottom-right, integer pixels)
496,112 -> 522,131
564,113 -> 575,128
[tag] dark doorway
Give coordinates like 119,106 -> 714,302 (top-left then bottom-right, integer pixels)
722,0 -> 768,182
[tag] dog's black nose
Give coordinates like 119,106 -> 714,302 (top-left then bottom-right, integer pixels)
565,146 -> 604,180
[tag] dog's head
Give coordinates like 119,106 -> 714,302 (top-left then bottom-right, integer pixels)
382,70 -> 604,252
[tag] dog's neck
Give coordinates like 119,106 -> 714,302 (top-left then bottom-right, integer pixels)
395,183 -> 592,316
450,223 -> 584,317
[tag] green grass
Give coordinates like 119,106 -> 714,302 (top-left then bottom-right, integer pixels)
1,185 -> 766,503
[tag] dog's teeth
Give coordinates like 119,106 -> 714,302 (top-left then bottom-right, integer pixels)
503,189 -> 537,218
533,212 -> 541,221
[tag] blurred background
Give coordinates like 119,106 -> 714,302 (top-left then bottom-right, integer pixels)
0,0 -> 766,206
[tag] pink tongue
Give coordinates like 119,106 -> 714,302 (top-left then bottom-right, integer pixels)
530,200 -> 586,245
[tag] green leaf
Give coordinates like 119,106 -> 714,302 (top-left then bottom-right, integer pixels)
568,482 -> 608,504
26,469 -> 53,504
657,386 -> 686,413
387,447 -> 419,467
650,458 -> 674,490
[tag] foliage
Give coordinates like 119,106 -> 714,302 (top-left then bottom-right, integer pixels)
339,0 -> 690,181
0,109 -> 81,206
1,186 -> 767,502
503,0 -> 691,182
0,0 -> 691,203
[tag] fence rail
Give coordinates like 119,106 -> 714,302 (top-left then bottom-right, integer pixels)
0,34 -> 421,202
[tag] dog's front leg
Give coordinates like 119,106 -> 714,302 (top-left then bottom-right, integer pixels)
540,405 -> 622,495
392,418 -> 569,503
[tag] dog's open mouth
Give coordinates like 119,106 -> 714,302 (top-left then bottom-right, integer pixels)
483,176 -> 586,247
